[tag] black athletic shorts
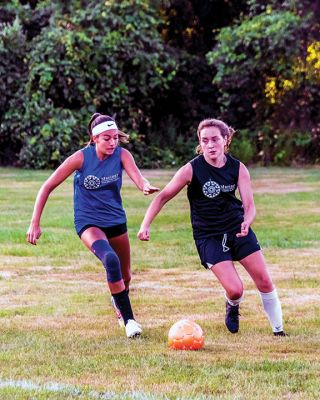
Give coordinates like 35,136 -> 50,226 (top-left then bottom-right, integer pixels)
77,223 -> 127,239
195,227 -> 261,269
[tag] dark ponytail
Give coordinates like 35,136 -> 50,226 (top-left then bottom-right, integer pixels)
87,113 -> 102,137
87,113 -> 129,145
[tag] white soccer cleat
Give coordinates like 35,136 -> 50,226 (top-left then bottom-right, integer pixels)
125,319 -> 142,338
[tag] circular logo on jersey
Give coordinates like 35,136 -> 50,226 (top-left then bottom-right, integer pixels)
84,175 -> 100,190
202,180 -> 221,198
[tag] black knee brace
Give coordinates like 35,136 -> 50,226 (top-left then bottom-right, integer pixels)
91,240 -> 122,283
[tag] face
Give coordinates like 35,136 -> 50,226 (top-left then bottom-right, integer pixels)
199,127 -> 227,161
93,130 -> 119,156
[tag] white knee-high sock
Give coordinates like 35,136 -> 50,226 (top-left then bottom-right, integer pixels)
260,289 -> 283,333
225,293 -> 244,306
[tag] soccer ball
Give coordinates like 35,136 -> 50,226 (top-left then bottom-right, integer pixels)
168,319 -> 204,350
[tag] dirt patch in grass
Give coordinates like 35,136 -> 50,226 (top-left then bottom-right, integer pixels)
125,169 -> 320,194
252,178 -> 317,194
1,251 -> 319,333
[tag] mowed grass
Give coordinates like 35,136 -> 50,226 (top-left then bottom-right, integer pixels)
0,166 -> 320,400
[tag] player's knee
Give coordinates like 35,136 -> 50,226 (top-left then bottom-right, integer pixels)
257,277 -> 273,293
253,271 -> 273,292
228,285 -> 243,300
104,251 -> 122,282
91,240 -> 122,283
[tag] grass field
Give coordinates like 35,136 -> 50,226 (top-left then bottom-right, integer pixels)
0,166 -> 320,400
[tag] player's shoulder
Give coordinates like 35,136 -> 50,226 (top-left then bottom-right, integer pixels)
227,153 -> 241,165
181,161 -> 193,173
81,143 -> 93,153
120,147 -> 134,164
120,147 -> 131,157
67,149 -> 84,165
226,153 -> 244,174
173,162 -> 193,185
189,154 -> 203,165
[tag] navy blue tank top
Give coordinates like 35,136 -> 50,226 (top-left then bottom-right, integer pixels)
73,145 -> 126,234
187,154 -> 244,239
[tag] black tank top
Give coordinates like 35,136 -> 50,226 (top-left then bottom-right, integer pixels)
187,154 -> 244,239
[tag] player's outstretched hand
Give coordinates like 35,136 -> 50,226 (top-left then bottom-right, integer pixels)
27,223 -> 42,245
142,181 -> 160,196
137,226 -> 150,241
236,221 -> 249,238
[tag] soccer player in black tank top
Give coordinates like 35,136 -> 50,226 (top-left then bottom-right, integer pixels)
138,118 -> 286,337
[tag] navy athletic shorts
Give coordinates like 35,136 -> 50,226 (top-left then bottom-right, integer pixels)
195,227 -> 261,269
77,223 -> 127,239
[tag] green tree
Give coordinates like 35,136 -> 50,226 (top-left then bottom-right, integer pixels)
0,17 -> 27,164
207,1 -> 320,164
1,0 -> 178,168
2,0 -> 319,167
0,0 -> 53,165
144,0 -> 249,164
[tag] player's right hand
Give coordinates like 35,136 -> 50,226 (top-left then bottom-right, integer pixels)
236,221 -> 250,238
137,226 -> 150,241
26,223 -> 42,245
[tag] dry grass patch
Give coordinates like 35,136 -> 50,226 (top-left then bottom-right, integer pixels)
1,167 -> 320,399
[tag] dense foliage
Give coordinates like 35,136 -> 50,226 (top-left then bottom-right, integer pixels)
0,0 -> 319,168
208,1 -> 320,164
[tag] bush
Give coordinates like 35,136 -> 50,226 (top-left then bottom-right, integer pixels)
0,17 -> 27,165
1,0 -> 178,168
229,129 -> 255,164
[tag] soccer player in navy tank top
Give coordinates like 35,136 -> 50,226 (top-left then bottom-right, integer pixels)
27,113 -> 159,338
138,118 -> 286,336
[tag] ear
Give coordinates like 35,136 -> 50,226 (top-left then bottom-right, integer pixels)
223,136 -> 229,151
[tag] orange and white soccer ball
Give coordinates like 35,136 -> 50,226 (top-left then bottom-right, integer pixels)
168,319 -> 204,350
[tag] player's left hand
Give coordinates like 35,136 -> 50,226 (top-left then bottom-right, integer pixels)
143,182 -> 160,195
236,221 -> 250,237
137,226 -> 150,241
26,223 -> 42,245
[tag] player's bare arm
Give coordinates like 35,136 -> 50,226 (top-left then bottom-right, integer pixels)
236,162 -> 256,237
27,151 -> 83,245
121,148 -> 159,195
137,163 -> 192,241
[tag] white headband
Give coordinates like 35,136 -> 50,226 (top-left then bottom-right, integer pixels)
92,121 -> 118,136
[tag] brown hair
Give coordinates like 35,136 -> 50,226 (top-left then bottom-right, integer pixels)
87,113 -> 130,145
195,118 -> 235,154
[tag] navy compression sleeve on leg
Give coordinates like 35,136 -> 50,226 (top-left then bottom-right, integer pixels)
91,240 -> 122,283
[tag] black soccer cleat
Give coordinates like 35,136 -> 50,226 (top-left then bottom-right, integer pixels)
273,331 -> 287,337
225,302 -> 240,333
